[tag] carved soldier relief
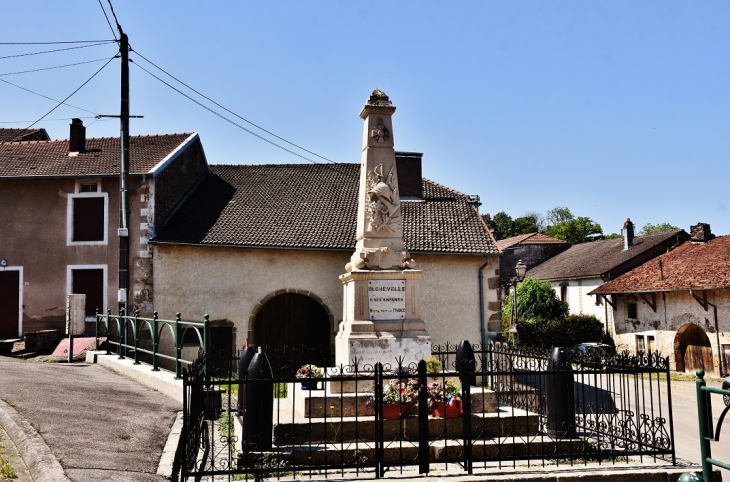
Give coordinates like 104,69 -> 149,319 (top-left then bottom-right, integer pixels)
365,164 -> 401,235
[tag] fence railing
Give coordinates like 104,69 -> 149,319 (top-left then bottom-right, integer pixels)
94,309 -> 209,378
180,341 -> 675,480
695,369 -> 730,481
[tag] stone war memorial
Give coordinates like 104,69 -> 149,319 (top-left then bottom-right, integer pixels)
336,88 -> 431,369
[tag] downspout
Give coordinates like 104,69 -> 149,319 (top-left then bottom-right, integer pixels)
478,255 -> 489,349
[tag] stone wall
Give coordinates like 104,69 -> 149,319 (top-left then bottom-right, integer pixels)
613,289 -> 730,374
151,244 -> 500,354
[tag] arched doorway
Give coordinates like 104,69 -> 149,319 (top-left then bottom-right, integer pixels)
253,293 -> 332,376
674,323 -> 713,373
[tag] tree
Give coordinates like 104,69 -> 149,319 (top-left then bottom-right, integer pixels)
546,206 -> 573,226
545,216 -> 604,244
492,211 -> 514,240
523,210 -> 546,232
639,223 -> 679,236
502,277 -> 568,329
511,215 -> 539,236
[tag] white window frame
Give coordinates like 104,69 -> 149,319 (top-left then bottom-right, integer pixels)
66,264 -> 108,322
0,265 -> 23,338
67,179 -> 109,246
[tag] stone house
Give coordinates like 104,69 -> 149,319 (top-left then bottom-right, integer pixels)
0,128 -> 50,143
0,120 -> 207,339
590,223 -> 730,376
150,152 -> 502,362
496,232 -> 569,299
526,220 -> 689,337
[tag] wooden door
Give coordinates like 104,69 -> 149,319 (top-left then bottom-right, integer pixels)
685,345 -> 713,373
0,271 -> 20,338
254,293 -> 331,375
72,269 -> 104,317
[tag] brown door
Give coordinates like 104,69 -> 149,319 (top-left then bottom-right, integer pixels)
0,271 -> 20,338
72,269 -> 104,317
254,293 -> 331,376
679,324 -> 713,373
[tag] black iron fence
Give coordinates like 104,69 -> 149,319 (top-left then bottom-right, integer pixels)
181,341 -> 675,480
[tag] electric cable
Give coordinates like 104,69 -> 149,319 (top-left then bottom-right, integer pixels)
0,57 -> 113,77
0,78 -> 99,115
0,116 -> 104,123
98,0 -> 119,41
0,40 -> 114,45
0,42 -> 115,60
106,0 -> 123,32
23,56 -> 116,130
132,49 -> 338,165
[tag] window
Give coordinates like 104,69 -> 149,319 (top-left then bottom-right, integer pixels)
627,302 -> 637,319
67,265 -> 107,321
67,180 -> 108,246
647,335 -> 655,353
636,335 -> 646,354
560,283 -> 569,303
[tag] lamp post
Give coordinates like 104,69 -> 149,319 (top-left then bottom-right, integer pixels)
509,259 -> 527,345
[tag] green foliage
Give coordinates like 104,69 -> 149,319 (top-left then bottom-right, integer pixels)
482,211 -> 539,240
0,441 -> 17,479
516,314 -> 604,348
492,211 -> 514,240
425,355 -> 441,374
512,215 -> 539,236
639,222 -> 679,236
601,233 -> 622,239
502,277 -> 568,327
218,407 -> 235,447
546,206 -> 574,225
545,216 -> 603,244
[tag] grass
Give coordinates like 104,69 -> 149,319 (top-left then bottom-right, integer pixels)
0,442 -> 17,479
212,379 -> 288,399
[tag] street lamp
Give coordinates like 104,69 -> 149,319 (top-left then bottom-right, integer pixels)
509,259 -> 527,345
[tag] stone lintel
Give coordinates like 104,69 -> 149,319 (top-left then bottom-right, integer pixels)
340,269 -> 422,283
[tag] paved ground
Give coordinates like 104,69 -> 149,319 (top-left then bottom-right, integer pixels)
0,356 -> 179,481
669,375 -> 730,466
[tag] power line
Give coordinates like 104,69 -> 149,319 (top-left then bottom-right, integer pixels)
23,56 -> 116,130
132,49 -> 339,165
131,60 -> 326,165
0,57 -> 113,77
0,116 -> 110,124
98,0 -> 118,41
0,78 -> 99,115
0,42 -> 115,60
106,0 -> 123,32
0,40 -> 114,45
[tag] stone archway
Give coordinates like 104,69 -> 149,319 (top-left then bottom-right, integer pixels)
674,323 -> 713,373
249,289 -> 334,374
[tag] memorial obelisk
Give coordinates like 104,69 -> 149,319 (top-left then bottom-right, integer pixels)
335,89 -> 431,368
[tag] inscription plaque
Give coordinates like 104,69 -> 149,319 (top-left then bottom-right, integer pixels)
368,280 -> 406,320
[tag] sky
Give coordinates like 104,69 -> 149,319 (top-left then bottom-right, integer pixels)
2,1 -> 729,236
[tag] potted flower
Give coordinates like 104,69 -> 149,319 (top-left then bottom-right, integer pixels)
296,364 -> 323,390
364,379 -> 417,419
428,380 -> 462,418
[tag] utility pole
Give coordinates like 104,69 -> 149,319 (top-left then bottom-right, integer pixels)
118,31 -> 130,317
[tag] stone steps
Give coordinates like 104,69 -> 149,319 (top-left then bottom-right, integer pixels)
239,437 -> 584,466
273,408 -> 540,446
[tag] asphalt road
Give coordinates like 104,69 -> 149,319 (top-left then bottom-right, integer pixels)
0,357 -> 178,481
669,375 -> 730,466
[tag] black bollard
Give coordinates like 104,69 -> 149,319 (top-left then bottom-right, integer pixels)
237,343 -> 256,417
456,340 -> 477,387
545,347 -> 576,438
244,347 -> 274,450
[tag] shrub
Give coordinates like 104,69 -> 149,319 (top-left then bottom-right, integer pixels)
425,355 -> 441,374
502,277 -> 568,334
517,314 -> 604,348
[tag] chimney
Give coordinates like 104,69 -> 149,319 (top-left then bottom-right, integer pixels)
69,118 -> 86,153
690,222 -> 714,244
395,151 -> 423,198
622,218 -> 634,250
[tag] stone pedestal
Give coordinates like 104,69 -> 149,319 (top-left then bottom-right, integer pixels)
335,269 -> 430,368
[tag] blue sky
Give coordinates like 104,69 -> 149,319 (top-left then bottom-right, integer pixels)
2,1 -> 729,235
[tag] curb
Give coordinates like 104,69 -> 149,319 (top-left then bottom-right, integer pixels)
157,410 -> 184,480
0,398 -> 70,482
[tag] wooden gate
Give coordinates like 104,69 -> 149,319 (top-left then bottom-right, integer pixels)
685,345 -> 714,373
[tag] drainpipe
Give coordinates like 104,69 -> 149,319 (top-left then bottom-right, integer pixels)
478,255 -> 489,349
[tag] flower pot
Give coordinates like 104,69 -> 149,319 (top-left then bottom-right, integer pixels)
382,404 -> 406,420
300,380 -> 321,390
431,399 -> 462,418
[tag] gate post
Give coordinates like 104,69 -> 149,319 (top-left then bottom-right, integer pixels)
545,347 -> 576,438
375,362 -> 384,478
133,310 -> 140,365
175,313 -> 182,379
461,359 -> 473,474
418,359 -> 429,474
117,308 -> 124,359
151,311 -> 159,371
695,369 -> 713,482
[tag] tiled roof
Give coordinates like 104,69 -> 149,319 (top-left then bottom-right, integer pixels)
0,133 -> 195,178
526,230 -> 686,281
591,235 -> 730,294
153,164 -> 499,255
0,128 -> 49,143
497,232 -> 567,250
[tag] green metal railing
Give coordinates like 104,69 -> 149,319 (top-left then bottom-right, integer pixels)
694,369 -> 730,481
95,309 -> 210,378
